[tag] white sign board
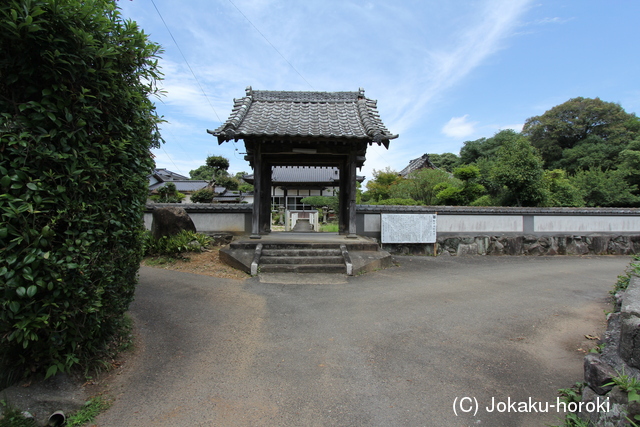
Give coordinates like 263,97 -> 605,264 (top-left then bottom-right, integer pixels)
381,214 -> 437,243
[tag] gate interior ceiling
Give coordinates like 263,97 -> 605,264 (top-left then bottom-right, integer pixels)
208,87 -> 398,238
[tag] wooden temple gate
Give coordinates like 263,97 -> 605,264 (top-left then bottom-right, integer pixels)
208,87 -> 397,239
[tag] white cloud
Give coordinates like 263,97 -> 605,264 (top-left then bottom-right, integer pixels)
384,0 -> 533,134
501,123 -> 524,132
442,115 -> 478,138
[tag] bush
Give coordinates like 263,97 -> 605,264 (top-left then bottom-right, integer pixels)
368,198 -> 420,206
0,0 -> 163,382
150,182 -> 186,203
142,231 -> 212,256
190,188 -> 215,203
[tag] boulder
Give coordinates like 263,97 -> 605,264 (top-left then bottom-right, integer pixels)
151,206 -> 196,239
583,353 -> 617,395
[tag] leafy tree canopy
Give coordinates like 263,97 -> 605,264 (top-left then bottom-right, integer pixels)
389,168 -> 458,205
428,152 -> 460,172
490,134 -> 548,206
362,167 -> 400,202
435,165 -> 486,206
189,164 -> 217,181
523,97 -> 639,169
459,129 -> 521,164
570,168 -> 639,207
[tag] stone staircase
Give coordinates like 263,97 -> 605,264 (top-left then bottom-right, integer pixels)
219,237 -> 394,276
259,244 -> 347,274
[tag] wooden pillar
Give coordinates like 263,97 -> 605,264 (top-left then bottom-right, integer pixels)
250,144 -> 261,239
259,161 -> 272,234
346,153 -> 358,238
338,159 -> 348,234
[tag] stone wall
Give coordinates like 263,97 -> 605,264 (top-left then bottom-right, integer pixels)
357,205 -> 640,256
579,273 -> 640,425
144,203 -> 252,235
381,234 -> 640,257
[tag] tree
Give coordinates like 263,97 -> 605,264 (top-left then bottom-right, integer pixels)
190,155 -> 230,181
300,195 -> 339,212
435,166 -> 486,206
428,152 -> 460,172
618,139 -> 640,197
190,155 -> 242,190
150,182 -> 185,203
523,97 -> 639,169
489,135 -> 548,206
190,188 -> 215,203
570,168 -> 639,207
543,170 -> 584,207
235,171 -> 254,194
189,164 -> 217,180
362,167 -> 400,202
1,0 -> 162,381
389,168 -> 458,205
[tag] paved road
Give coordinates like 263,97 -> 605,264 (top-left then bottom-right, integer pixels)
96,255 -> 631,427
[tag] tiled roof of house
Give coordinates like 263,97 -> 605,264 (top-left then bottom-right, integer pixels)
208,87 -> 398,147
149,180 -> 208,192
399,154 -> 437,177
153,168 -> 190,181
244,166 -> 364,184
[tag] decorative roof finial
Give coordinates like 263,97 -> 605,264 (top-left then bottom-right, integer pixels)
245,86 -> 253,97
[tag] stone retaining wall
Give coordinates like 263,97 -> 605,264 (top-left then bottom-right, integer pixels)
579,273 -> 640,425
144,203 -> 252,235
381,234 -> 640,257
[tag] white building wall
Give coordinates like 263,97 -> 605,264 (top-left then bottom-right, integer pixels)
534,216 -> 640,233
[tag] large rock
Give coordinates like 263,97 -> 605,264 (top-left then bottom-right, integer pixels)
584,353 -> 617,395
151,206 -> 196,239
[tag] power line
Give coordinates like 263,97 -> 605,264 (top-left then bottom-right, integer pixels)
226,0 -> 314,90
160,145 -> 184,175
150,0 -> 222,122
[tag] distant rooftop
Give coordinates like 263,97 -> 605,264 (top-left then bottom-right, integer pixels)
244,166 -> 364,185
399,154 -> 436,177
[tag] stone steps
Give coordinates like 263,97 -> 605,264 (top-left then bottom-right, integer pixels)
260,256 -> 345,265
260,263 -> 347,274
258,245 -> 347,274
218,236 -> 395,277
261,248 -> 342,257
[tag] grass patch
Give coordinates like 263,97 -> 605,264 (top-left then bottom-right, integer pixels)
319,223 -> 339,232
0,401 -> 36,427
610,255 -> 640,295
143,256 -> 179,267
66,395 -> 112,427
142,230 -> 212,257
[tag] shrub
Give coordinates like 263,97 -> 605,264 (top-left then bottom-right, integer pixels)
142,231 -> 212,257
150,182 -> 186,203
190,188 -> 215,203
368,198 -> 419,206
0,0 -> 163,382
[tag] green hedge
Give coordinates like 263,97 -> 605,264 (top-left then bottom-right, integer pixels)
0,0 -> 162,381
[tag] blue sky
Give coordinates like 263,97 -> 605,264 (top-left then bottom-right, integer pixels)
117,0 -> 640,182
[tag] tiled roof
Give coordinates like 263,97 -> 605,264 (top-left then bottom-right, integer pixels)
399,154 -> 436,177
149,180 -> 208,192
153,168 -> 190,181
244,166 -> 364,184
209,87 -> 398,147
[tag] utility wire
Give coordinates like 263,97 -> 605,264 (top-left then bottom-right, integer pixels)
226,0 -> 314,90
161,145 -> 184,175
150,0 -> 222,123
